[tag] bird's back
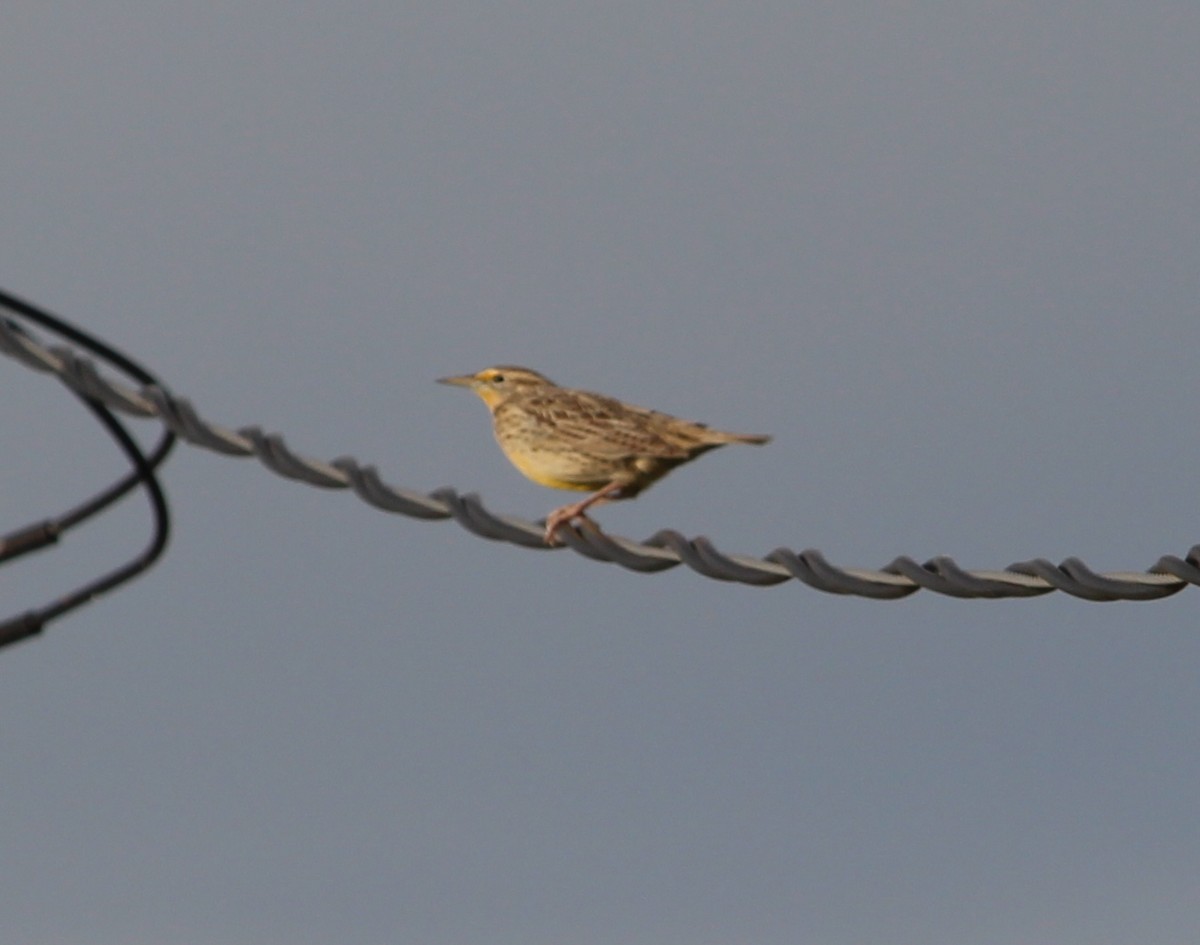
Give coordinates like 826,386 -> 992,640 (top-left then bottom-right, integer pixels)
492,383 -> 768,493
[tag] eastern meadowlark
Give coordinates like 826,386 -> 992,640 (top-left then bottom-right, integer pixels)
438,366 -> 771,543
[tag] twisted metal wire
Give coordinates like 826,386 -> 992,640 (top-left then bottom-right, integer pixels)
3,316 -> 1196,601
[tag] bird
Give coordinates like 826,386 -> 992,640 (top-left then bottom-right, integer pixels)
437,366 -> 770,544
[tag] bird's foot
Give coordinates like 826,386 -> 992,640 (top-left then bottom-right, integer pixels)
543,507 -> 594,546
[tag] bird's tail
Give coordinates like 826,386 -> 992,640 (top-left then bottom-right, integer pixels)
709,429 -> 772,446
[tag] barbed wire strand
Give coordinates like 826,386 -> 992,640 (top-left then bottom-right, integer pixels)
2,314 -> 1196,602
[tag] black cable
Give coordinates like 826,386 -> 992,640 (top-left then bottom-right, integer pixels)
38,393 -> 171,622
0,289 -> 175,546
0,287 -> 160,385
0,288 -> 176,648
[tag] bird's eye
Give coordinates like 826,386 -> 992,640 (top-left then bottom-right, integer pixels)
491,373 -> 505,383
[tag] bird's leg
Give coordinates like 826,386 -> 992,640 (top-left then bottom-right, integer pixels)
544,481 -> 626,545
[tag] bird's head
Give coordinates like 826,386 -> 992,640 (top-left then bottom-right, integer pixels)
437,365 -> 555,409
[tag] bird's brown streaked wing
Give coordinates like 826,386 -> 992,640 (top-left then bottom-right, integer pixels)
518,391 -> 692,459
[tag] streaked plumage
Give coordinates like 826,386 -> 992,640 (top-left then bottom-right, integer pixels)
438,366 -> 770,543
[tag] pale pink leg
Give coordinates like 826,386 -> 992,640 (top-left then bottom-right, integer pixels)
543,481 -> 625,544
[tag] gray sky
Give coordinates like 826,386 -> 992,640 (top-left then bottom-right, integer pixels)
3,3 -> 1199,943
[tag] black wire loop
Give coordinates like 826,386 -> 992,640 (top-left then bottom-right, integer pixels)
1,289 -> 175,649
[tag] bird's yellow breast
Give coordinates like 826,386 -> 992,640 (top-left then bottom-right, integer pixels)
498,441 -> 601,492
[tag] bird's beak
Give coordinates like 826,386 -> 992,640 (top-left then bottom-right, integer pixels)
436,374 -> 477,388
